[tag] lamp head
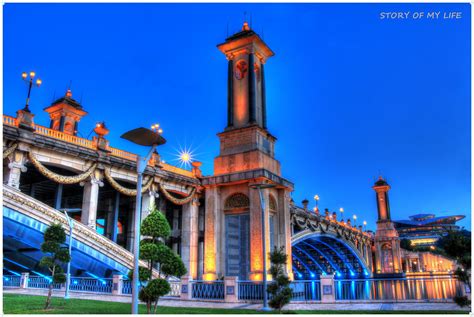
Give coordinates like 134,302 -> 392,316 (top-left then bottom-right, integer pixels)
121,127 -> 166,147
21,72 -> 27,79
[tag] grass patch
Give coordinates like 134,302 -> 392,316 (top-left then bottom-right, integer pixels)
3,294 -> 469,314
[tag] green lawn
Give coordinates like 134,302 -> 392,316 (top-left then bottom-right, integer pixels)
2,294 -> 469,314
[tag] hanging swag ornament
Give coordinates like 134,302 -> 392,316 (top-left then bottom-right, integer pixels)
3,143 -> 18,158
27,151 -> 98,185
104,168 -> 153,196
158,183 -> 196,205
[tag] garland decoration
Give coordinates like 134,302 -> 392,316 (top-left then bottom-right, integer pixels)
3,143 -> 18,158
104,168 -> 153,196
28,151 -> 97,185
158,183 -> 196,205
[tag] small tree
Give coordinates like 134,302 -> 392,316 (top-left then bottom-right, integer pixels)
39,223 -> 70,310
267,246 -> 293,313
131,208 -> 187,314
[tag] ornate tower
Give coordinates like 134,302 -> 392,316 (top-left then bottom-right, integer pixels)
373,177 -> 403,276
44,89 -> 87,136
214,22 -> 280,176
201,22 -> 294,282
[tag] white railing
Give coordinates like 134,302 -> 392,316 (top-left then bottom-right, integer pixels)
34,125 -> 95,149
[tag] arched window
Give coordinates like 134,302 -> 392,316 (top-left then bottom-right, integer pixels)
224,193 -> 250,210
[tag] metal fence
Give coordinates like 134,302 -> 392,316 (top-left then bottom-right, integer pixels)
69,277 -> 113,293
335,277 -> 464,301
28,276 -> 61,290
237,280 -> 321,302
192,280 -> 225,300
3,275 -> 21,288
291,280 -> 321,301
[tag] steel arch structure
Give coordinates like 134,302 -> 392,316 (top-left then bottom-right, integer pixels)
291,206 -> 373,280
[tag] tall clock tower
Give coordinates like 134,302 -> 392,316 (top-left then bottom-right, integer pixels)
214,22 -> 280,176
201,22 -> 293,282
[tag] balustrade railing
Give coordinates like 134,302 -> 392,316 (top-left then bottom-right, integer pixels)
167,281 -> 181,297
3,275 -> 21,287
192,281 -> 225,300
34,125 -> 95,149
28,276 -> 61,290
3,115 -> 17,127
69,277 -> 113,293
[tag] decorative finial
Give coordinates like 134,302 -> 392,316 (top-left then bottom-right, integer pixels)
66,89 -> 72,98
242,21 -> 250,31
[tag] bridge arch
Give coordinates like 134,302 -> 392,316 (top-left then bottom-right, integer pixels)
292,231 -> 371,280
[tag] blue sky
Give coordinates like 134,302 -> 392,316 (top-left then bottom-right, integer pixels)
4,3 -> 471,230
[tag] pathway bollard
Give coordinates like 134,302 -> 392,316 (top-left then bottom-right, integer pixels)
112,275 -> 123,295
180,276 -> 192,300
20,272 -> 29,289
224,276 -> 238,303
320,274 -> 335,303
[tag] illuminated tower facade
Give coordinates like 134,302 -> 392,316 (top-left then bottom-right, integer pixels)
44,89 -> 87,136
373,177 -> 403,275
201,22 -> 293,281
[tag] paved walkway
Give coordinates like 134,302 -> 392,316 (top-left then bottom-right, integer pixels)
3,288 -> 469,312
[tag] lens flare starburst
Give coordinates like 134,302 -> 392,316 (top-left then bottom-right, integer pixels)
174,146 -> 195,169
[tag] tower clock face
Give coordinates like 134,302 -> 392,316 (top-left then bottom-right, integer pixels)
234,60 -> 248,80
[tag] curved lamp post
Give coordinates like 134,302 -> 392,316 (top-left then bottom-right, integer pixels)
249,182 -> 276,311
62,208 -> 81,300
121,126 -> 166,315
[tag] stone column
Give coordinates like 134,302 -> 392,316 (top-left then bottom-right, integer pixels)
248,184 -> 271,281
227,58 -> 234,128
320,274 -> 335,303
224,276 -> 239,303
112,275 -> 123,295
81,171 -> 103,230
203,186 -> 220,281
278,188 -> 294,279
248,52 -> 257,124
141,190 -> 156,222
6,151 -> 27,189
20,272 -> 29,288
181,198 -> 199,279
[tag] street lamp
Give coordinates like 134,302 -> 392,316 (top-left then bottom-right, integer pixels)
121,126 -> 166,315
339,207 -> 344,221
21,71 -> 42,112
62,208 -> 81,300
352,214 -> 357,227
249,182 -> 276,311
313,195 -> 319,212
363,220 -> 367,231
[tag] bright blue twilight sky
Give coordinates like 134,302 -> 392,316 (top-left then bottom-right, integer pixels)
4,3 -> 471,231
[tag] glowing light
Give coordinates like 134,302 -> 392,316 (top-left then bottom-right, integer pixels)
339,207 -> 344,212
363,221 -> 367,226
310,273 -> 315,278
36,79 -> 42,86
353,215 -> 357,220
21,72 -> 27,79
314,195 -> 319,201
29,71 -> 36,78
